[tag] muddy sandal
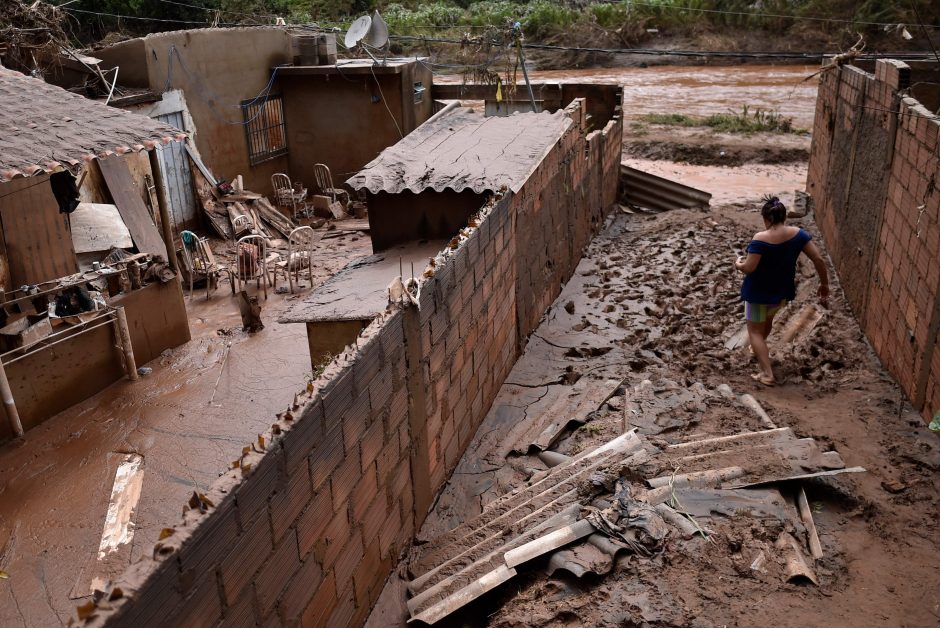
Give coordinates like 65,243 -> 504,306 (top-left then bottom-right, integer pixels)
751,372 -> 776,386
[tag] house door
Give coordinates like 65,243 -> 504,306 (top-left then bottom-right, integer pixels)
154,111 -> 198,231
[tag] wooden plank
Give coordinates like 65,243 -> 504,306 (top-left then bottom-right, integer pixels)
69,203 -> 133,253
97,157 -> 168,260
0,175 -> 78,286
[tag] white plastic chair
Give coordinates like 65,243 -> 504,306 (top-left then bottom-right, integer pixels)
179,230 -> 233,300
271,173 -> 306,219
286,226 -> 315,293
312,163 -> 347,206
231,213 -> 253,240
235,234 -> 273,299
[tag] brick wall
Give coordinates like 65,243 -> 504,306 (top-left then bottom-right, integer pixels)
88,93 -> 623,627
806,59 -> 940,420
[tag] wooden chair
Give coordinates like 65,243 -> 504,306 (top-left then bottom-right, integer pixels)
234,234 -> 275,299
179,230 -> 233,300
312,163 -> 348,206
285,226 -> 316,293
271,173 -> 307,219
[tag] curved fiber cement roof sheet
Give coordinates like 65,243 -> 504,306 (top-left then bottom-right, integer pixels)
0,67 -> 185,183
346,106 -> 570,195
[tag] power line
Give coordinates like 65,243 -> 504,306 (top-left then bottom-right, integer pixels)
61,6 -> 233,26
390,34 -> 935,61
156,0 -> 280,22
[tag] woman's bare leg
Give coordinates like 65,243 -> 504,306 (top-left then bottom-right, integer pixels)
747,321 -> 774,382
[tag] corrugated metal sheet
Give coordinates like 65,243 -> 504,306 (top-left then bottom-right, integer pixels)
0,68 -> 185,183
620,164 -> 712,211
345,107 -> 571,195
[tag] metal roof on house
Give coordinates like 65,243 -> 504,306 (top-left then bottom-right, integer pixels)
345,106 -> 571,195
0,67 -> 186,182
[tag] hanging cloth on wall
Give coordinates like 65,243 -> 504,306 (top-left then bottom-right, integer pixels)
49,170 -> 80,214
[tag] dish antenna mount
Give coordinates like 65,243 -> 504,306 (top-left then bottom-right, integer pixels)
344,11 -> 390,64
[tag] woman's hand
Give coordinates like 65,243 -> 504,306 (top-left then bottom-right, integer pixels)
734,256 -> 746,271
818,282 -> 829,304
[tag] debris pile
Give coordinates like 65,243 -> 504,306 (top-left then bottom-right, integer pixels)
405,386 -> 863,624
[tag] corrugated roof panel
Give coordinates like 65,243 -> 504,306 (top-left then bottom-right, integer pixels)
346,106 -> 571,195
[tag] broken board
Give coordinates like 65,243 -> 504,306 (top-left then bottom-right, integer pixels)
69,203 -> 133,254
98,156 -> 168,260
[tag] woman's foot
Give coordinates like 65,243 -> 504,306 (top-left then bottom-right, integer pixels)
751,372 -> 776,386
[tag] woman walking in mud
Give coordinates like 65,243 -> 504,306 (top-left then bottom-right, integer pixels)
735,195 -> 829,385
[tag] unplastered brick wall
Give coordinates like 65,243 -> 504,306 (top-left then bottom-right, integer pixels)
806,59 -> 940,420
87,92 -> 622,628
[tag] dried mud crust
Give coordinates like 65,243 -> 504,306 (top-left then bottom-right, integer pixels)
622,125 -> 811,166
477,207 -> 940,627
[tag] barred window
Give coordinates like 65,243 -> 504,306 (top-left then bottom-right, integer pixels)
242,94 -> 288,166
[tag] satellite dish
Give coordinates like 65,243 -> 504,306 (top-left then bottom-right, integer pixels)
364,10 -> 389,49
344,15 -> 372,49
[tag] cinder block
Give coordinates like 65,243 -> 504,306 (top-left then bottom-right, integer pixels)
270,460 -> 313,543
255,529 -> 301,616
332,531 -> 364,591
219,508 -> 273,605
283,398 -> 324,474
177,497 -> 239,591
301,571 -> 337,628
278,556 -> 323,625
236,446 -> 283,528
378,501 -> 402,559
318,504 -> 352,569
296,487 -> 333,558
330,446 -> 362,511
349,460 -> 379,521
326,590 -> 357,628
341,392 -> 372,453
309,419 -> 344,492
166,568 -> 222,627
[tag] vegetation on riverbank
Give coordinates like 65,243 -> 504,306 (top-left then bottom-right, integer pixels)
639,106 -> 806,135
67,0 -> 940,59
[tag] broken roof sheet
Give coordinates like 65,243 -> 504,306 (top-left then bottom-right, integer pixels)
345,106 -> 571,195
0,67 -> 186,182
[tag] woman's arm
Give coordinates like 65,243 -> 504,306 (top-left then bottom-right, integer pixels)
735,252 -> 761,274
802,241 -> 830,302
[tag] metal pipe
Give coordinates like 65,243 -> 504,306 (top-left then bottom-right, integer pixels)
0,358 -> 23,438
114,306 -> 139,381
148,149 -> 179,274
516,40 -> 538,113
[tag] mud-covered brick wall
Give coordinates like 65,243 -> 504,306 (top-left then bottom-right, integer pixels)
806,59 -> 940,421
90,89 -> 623,628
413,194 -> 518,498
514,97 -> 623,342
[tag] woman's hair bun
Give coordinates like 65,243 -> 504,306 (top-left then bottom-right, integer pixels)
760,194 -> 787,224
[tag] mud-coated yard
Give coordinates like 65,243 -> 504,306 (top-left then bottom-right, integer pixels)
371,177 -> 940,627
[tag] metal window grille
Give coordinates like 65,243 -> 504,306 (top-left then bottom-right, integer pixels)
242,94 -> 288,166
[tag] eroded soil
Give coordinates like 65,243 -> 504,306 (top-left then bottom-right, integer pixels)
384,200 -> 940,627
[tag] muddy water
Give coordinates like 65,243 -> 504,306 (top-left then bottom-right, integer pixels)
530,64 -> 820,128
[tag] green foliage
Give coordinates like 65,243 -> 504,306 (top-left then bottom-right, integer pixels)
640,106 -> 805,135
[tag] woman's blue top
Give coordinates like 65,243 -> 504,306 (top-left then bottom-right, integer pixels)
741,228 -> 812,304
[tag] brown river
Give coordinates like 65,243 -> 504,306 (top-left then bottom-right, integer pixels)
534,64 -> 820,127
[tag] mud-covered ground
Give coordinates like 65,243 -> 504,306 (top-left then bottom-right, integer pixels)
623,124 -> 811,166
377,198 -> 940,627
480,205 -> 940,627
